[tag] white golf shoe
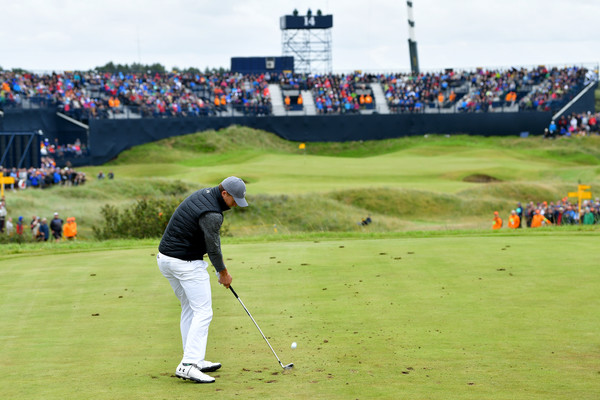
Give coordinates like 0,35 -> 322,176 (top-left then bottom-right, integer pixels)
197,360 -> 222,372
175,363 -> 215,383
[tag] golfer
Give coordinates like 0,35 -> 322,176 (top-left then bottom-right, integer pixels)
157,176 -> 248,384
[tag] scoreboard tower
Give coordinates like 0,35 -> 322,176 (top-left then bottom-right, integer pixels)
280,11 -> 333,74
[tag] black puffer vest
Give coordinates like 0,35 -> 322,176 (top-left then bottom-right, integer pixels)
158,186 -> 228,260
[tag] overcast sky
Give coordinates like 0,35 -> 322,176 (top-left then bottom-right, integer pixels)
1,0 -> 599,73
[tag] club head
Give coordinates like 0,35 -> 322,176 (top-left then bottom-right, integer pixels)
282,363 -> 294,370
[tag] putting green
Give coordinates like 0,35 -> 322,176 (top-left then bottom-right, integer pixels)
99,149 -> 562,195
1,233 -> 598,399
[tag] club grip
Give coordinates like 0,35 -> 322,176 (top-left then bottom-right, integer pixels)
229,286 -> 239,298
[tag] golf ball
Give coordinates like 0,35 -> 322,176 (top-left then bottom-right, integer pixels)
291,342 -> 297,349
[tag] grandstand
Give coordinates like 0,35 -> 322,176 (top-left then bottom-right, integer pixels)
0,64 -> 598,168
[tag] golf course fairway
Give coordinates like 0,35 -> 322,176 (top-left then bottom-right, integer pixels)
1,233 -> 598,399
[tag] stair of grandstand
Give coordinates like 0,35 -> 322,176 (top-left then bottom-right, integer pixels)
369,83 -> 389,114
119,107 -> 142,118
229,105 -> 246,117
300,90 -> 316,115
268,84 -> 285,116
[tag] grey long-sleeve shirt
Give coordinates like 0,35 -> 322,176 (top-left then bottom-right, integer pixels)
199,212 -> 227,272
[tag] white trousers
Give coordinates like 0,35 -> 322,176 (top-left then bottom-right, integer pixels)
157,252 -> 213,364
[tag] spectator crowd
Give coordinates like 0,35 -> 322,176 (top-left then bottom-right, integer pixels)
492,198 -> 600,230
1,65 -> 594,119
1,159 -> 86,192
310,74 -> 374,114
544,111 -> 599,138
0,69 -> 274,119
40,137 -> 89,161
0,202 -> 78,242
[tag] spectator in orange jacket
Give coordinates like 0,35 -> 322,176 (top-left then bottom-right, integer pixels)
531,209 -> 551,227
448,91 -> 456,103
492,211 -> 503,229
63,217 -> 78,240
505,91 -> 517,103
507,210 -> 520,229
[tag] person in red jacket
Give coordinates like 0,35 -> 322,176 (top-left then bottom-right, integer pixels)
16,216 -> 24,235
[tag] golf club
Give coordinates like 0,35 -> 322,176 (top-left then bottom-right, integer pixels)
229,286 -> 294,370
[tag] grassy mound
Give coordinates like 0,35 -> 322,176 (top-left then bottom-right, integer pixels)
109,125 -> 298,165
109,125 -> 600,162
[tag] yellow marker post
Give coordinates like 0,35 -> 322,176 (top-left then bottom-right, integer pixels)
298,143 -> 306,150
567,184 -> 592,218
0,172 -> 16,198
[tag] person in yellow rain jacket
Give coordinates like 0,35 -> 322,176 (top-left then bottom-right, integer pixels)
507,210 -> 520,229
531,209 -> 551,228
492,211 -> 503,229
63,217 -> 78,240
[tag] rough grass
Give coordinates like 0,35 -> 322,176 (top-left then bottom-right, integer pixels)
4,126 -> 600,239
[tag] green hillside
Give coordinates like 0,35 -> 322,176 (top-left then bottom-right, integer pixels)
3,126 -> 600,239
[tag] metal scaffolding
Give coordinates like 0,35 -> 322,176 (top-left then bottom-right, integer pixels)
281,14 -> 333,74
